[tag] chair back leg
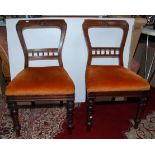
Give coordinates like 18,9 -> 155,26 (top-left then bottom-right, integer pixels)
134,96 -> 148,129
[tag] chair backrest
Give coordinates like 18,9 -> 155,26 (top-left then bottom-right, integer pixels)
82,20 -> 129,66
16,20 -> 67,68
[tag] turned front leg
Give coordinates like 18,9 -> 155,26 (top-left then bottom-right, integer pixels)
87,99 -> 94,130
67,100 -> 74,134
9,102 -> 21,137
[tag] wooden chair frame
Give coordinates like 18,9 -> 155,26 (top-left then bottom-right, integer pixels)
83,20 -> 150,130
6,20 -> 74,136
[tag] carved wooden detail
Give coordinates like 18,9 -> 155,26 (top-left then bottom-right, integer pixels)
28,48 -> 59,60
91,47 -> 120,57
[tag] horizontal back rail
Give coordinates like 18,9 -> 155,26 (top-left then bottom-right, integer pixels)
27,48 -> 59,60
91,47 -> 120,57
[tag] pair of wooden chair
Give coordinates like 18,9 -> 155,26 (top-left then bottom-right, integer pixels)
5,19 -> 150,137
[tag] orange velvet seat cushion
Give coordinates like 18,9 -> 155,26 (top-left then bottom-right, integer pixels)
86,66 -> 150,93
6,66 -> 74,96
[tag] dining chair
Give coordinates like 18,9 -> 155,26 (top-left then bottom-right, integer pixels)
82,20 -> 150,130
5,20 -> 75,136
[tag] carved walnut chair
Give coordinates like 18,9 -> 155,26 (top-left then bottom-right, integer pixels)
82,20 -> 150,130
5,20 -> 75,136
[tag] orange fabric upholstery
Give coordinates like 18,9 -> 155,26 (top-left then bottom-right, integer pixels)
86,66 -> 150,93
6,66 -> 74,96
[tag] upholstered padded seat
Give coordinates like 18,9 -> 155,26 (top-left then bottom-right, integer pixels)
86,66 -> 150,93
6,66 -> 74,96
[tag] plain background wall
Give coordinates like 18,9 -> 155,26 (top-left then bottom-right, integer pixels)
6,17 -> 134,102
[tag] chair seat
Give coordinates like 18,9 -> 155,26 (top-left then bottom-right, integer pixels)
6,66 -> 74,96
86,66 -> 150,93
